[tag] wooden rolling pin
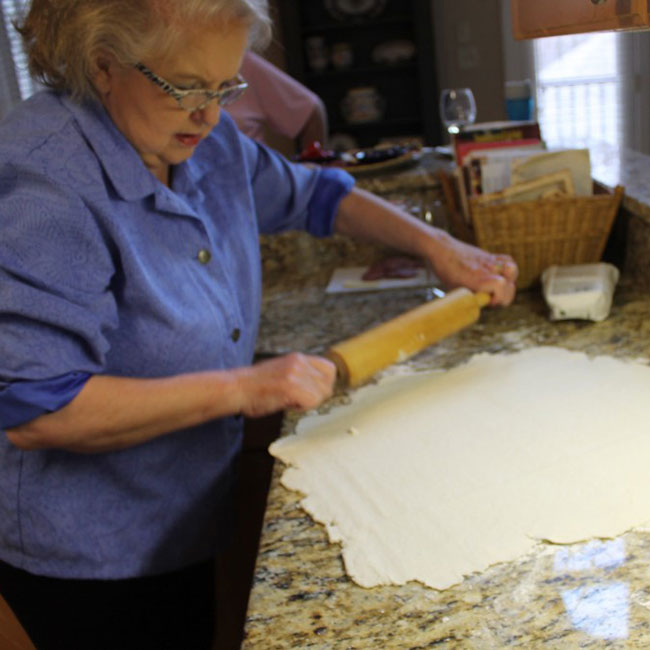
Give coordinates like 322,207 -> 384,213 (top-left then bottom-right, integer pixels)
326,287 -> 490,387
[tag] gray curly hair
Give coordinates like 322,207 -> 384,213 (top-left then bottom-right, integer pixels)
16,0 -> 272,102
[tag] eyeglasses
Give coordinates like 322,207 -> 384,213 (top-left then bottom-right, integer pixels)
133,63 -> 248,111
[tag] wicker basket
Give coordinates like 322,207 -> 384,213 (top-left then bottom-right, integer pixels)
438,172 -> 624,289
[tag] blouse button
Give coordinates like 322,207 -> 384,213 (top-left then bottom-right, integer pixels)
231,328 -> 241,343
197,249 -> 211,264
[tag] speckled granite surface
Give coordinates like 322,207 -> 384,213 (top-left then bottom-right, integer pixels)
579,143 -> 650,220
244,148 -> 650,649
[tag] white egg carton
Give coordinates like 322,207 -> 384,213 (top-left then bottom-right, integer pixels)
541,263 -> 620,322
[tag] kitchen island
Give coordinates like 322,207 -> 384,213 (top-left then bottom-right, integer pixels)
243,146 -> 650,648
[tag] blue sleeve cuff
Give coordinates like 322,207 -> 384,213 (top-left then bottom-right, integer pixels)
306,167 -> 355,237
0,372 -> 91,429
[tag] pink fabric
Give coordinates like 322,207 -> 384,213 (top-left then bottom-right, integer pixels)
225,52 -> 320,143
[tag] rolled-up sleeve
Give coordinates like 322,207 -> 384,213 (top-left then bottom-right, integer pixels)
243,135 -> 355,237
304,167 -> 356,237
0,372 -> 91,429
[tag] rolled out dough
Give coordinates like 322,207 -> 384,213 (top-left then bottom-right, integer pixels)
270,347 -> 650,590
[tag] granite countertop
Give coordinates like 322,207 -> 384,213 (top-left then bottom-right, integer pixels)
243,146 -> 650,648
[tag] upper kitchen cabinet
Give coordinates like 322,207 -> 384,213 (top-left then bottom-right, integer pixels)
276,0 -> 441,149
512,0 -> 650,39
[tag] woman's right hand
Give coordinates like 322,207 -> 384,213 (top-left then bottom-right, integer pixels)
233,352 -> 337,417
5,354 -> 335,452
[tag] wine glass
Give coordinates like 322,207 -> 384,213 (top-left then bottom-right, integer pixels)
439,88 -> 477,135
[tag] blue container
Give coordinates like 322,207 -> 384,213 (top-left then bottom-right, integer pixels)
505,96 -> 534,121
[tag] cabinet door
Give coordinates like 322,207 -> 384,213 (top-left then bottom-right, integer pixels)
512,0 -> 650,39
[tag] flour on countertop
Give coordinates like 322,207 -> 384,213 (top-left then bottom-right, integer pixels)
271,347 -> 650,590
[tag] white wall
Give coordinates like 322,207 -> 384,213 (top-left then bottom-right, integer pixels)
499,0 -> 535,84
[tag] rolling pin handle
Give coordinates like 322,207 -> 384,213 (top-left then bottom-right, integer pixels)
325,349 -> 350,387
433,287 -> 490,308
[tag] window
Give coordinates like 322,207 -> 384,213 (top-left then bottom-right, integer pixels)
1,0 -> 36,117
500,0 -> 650,156
533,33 -> 621,149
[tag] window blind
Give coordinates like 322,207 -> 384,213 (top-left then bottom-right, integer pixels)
1,0 -> 37,101
534,33 -> 622,150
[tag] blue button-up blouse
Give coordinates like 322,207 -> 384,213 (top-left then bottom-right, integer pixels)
0,91 -> 354,579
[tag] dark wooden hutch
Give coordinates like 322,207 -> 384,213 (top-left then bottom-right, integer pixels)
276,0 -> 441,148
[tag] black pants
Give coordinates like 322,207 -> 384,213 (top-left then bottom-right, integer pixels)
0,557 -> 215,650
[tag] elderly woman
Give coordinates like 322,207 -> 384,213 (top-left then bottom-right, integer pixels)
0,0 -> 517,648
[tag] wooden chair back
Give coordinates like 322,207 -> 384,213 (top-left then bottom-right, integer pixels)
0,592 -> 36,650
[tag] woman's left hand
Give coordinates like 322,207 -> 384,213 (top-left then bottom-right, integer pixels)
334,187 -> 518,307
428,231 -> 518,307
